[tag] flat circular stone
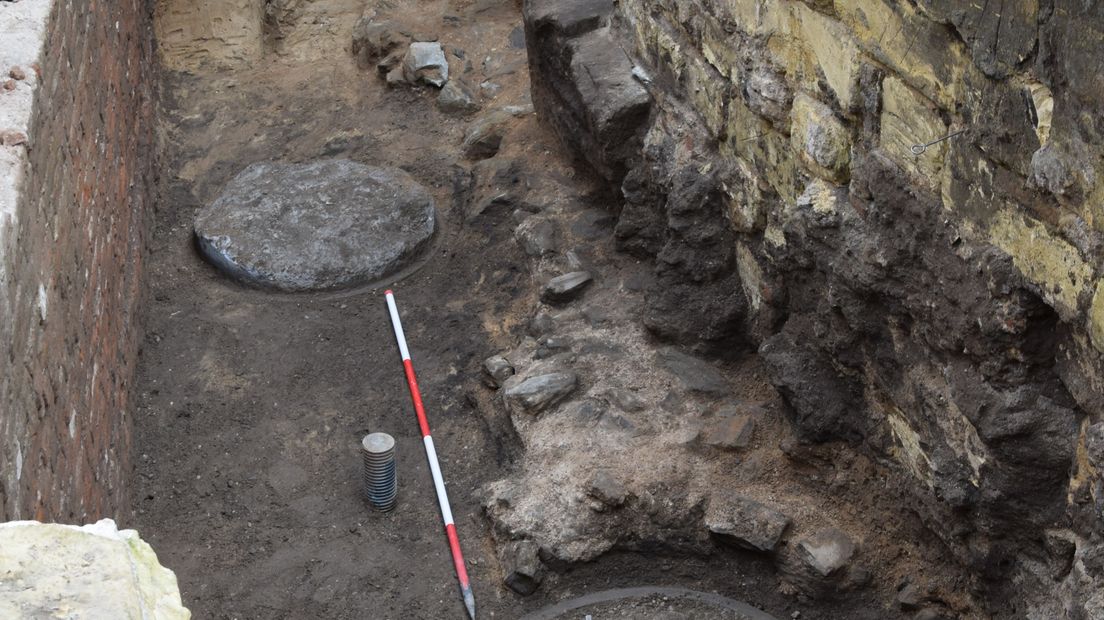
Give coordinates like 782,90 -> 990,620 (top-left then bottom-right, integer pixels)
195,159 -> 436,291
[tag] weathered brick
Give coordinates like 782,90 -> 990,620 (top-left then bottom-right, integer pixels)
0,0 -> 155,523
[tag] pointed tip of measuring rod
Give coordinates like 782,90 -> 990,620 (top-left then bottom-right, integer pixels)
384,289 -> 393,296
463,586 -> 476,619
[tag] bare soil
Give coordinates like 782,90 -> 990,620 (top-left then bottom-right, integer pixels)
130,1 -> 974,618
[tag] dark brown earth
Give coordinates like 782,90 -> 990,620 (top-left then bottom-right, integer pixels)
130,1 -> 974,619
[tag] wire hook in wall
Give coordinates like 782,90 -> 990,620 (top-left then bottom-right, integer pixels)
910,128 -> 967,156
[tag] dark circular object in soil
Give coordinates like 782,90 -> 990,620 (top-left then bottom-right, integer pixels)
519,586 -> 780,620
194,159 -> 436,291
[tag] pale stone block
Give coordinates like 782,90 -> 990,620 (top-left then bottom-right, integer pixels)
0,519 -> 190,619
989,211 -> 1094,320
791,92 -> 851,183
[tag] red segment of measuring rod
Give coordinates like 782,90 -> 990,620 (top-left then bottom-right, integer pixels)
446,523 -> 471,587
402,359 -> 432,438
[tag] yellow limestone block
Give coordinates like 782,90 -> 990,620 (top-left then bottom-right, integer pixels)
989,211 -> 1094,320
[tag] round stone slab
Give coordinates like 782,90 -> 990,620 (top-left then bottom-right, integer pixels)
194,159 -> 436,291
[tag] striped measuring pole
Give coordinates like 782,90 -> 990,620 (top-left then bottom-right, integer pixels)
384,290 -> 476,620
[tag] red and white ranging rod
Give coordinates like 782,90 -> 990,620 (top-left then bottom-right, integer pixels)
384,290 -> 476,620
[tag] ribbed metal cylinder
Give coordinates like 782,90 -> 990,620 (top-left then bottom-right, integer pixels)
361,432 -> 397,512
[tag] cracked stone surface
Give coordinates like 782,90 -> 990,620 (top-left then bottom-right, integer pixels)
194,159 -> 436,291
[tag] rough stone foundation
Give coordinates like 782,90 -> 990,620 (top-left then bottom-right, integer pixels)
524,0 -> 1104,615
0,0 -> 156,522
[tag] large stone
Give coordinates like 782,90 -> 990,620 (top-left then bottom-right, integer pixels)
402,42 -> 449,87
0,519 -> 190,619
503,372 -> 578,415
194,159 -> 436,291
705,493 -> 791,552
523,0 -> 649,185
524,0 -> 612,39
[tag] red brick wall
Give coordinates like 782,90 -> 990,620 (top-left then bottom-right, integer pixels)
0,0 -> 155,522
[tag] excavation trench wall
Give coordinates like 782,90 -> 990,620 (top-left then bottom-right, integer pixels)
525,0 -> 1104,615
0,0 -> 156,522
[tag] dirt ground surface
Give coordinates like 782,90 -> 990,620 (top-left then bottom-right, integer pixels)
130,1 -> 975,618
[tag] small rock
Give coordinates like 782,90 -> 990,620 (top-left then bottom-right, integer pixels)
515,218 -> 558,257
502,540 -> 542,596
699,413 -> 755,450
896,581 -> 924,611
1086,422 -> 1104,469
657,348 -> 728,396
351,18 -> 408,69
467,157 -> 526,219
541,271 -> 592,304
746,67 -> 791,123
604,387 -> 647,413
582,305 -> 612,327
705,493 -> 791,552
482,355 -> 515,388
508,25 -> 526,48
503,372 -> 578,415
791,94 -> 851,184
482,49 -> 526,79
914,609 -> 952,620
403,42 -> 449,87
535,335 -> 571,359
2,79 -> 15,91
795,528 -> 856,577
480,80 -> 502,99
527,312 -> 554,337
462,110 -> 512,159
0,130 -> 27,146
587,471 -> 629,509
9,66 -> 26,81
384,66 -> 406,87
503,103 -> 535,116
437,79 -> 480,115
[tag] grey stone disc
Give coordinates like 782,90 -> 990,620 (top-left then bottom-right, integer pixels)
194,159 -> 436,291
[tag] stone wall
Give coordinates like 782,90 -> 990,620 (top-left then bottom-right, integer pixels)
0,0 -> 156,522
524,0 -> 1104,615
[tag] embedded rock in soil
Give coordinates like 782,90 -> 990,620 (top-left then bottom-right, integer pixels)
705,493 -> 791,552
587,470 -> 629,509
483,355 -> 515,388
467,157 -> 527,220
795,527 -> 856,577
402,42 -> 449,87
514,217 -> 559,257
462,110 -> 513,159
351,18 -> 408,69
437,79 -> 480,114
657,348 -> 728,396
502,371 -> 578,415
194,159 -> 435,291
698,411 -> 756,450
541,271 -> 592,303
502,540 -> 543,596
